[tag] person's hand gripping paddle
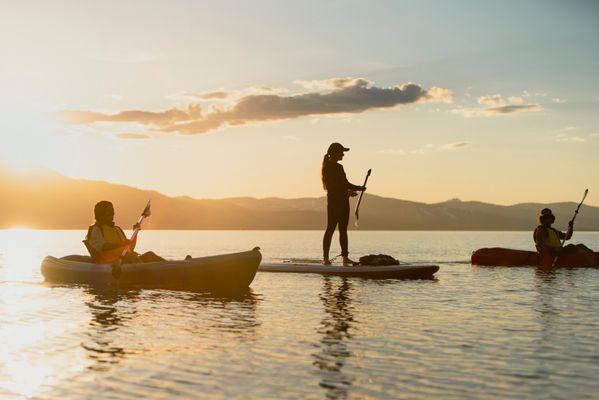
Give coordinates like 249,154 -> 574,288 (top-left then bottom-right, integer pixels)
354,169 -> 371,227
111,200 -> 152,278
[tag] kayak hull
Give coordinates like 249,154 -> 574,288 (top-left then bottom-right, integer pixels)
41,249 -> 262,293
259,262 -> 439,279
471,247 -> 599,268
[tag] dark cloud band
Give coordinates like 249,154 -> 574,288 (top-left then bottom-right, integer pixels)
58,78 -> 452,136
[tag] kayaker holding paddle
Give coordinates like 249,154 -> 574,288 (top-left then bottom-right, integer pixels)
321,143 -> 366,266
84,201 -> 164,264
533,207 -> 594,266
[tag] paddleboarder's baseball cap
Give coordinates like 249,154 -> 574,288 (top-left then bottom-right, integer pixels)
327,142 -> 350,155
540,208 -> 554,217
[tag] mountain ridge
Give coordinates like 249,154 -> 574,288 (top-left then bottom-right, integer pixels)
1,167 -> 597,230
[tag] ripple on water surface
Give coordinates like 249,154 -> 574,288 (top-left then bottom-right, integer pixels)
0,230 -> 598,399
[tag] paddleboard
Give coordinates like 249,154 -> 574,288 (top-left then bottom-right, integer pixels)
259,261 -> 439,279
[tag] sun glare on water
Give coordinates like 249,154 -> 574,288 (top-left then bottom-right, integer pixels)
0,229 -> 44,281
0,229 -> 89,398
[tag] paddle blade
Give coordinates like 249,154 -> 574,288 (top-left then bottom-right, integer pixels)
142,200 -> 152,217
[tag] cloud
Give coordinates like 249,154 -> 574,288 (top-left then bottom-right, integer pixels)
295,77 -> 372,91
57,104 -> 203,127
477,94 -> 502,106
484,104 -> 542,114
58,78 -> 453,136
507,96 -> 524,104
438,142 -> 470,150
425,87 -> 453,104
117,133 -> 150,139
556,134 -> 588,143
457,91 -> 542,117
455,91 -> 542,117
183,91 -> 230,100
169,86 -> 289,103
380,142 -> 469,156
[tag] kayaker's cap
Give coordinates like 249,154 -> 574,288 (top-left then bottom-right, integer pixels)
540,208 -> 554,217
327,142 -> 350,155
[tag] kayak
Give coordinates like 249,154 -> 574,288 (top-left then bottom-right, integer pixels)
41,248 -> 262,293
259,261 -> 439,279
471,247 -> 599,268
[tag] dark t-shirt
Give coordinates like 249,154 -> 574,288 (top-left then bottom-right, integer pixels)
324,162 -> 360,202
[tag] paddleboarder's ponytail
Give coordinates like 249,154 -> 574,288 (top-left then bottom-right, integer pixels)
321,153 -> 331,191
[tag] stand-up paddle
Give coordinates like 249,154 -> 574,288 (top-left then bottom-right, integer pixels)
552,189 -> 588,267
354,169 -> 371,227
111,200 -> 152,278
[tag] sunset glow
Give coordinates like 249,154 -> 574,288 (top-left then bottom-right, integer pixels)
1,1 -> 597,206
1,3 -> 598,399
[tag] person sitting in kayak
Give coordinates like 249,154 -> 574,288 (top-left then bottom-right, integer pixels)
533,208 -> 594,265
84,200 -> 164,264
321,142 -> 366,266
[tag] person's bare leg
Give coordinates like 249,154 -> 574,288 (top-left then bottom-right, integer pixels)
338,209 -> 356,266
323,211 -> 338,265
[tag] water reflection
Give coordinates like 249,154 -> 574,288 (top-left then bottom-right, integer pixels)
81,287 -> 263,371
532,268 -> 563,381
157,289 -> 263,341
82,287 -> 140,371
313,277 -> 356,399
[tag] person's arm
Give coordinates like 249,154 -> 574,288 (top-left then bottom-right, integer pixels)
534,226 -> 548,252
347,181 -> 365,191
564,221 -> 574,240
555,225 -> 573,241
125,225 -> 138,253
341,166 -> 366,191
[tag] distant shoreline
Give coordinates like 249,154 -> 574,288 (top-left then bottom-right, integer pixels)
3,168 -> 598,231
2,228 -> 599,233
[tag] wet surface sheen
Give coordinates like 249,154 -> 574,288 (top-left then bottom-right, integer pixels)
1,230 -> 598,399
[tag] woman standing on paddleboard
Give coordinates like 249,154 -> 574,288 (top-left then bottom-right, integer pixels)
321,142 -> 366,266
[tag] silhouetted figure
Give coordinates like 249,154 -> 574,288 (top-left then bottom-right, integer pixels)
84,200 -> 164,264
321,143 -> 366,266
533,208 -> 594,266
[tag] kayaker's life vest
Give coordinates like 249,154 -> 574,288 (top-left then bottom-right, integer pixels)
533,226 -> 562,252
99,224 -> 127,245
84,223 -> 128,262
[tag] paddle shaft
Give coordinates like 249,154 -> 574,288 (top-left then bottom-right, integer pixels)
124,212 -> 146,253
560,189 -> 588,248
113,200 -> 151,271
552,189 -> 588,267
354,169 -> 372,225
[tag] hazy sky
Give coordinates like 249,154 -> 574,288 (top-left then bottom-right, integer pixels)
1,0 -> 598,204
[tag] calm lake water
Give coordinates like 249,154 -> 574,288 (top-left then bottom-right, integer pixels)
1,230 -> 598,399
